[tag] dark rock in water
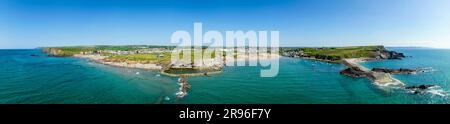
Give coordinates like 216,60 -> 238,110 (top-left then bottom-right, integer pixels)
372,68 -> 416,74
398,68 -> 416,73
340,67 -> 367,77
405,84 -> 436,91
405,84 -> 437,95
413,91 -> 421,94
176,76 -> 191,98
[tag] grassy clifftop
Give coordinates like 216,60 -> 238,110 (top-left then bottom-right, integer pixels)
302,45 -> 384,58
42,45 -> 174,56
105,52 -> 172,65
42,45 -> 219,66
281,45 -> 398,62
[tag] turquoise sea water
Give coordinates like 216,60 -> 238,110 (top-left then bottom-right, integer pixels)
0,48 -> 449,104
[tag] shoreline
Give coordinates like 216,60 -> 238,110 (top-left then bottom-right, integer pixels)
160,70 -> 222,77
72,53 -> 280,77
59,50 -> 406,87
74,54 -> 163,70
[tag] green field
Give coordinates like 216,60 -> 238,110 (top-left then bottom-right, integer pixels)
43,45 -> 174,56
44,46 -> 226,66
106,52 -> 172,64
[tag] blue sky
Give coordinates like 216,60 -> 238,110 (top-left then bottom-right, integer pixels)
1,0 -> 450,49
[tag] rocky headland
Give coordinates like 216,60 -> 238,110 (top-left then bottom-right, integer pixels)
280,46 -> 419,87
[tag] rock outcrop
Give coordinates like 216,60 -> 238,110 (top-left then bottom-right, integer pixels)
405,84 -> 437,94
340,67 -> 367,77
405,84 -> 436,90
176,76 -> 191,98
372,68 -> 416,74
281,50 -> 303,58
372,48 -> 406,60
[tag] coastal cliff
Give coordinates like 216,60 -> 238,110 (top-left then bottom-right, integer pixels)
43,48 -> 72,57
280,45 -> 406,62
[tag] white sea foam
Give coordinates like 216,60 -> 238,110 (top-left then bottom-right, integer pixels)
416,67 -> 436,73
374,78 -> 405,88
175,91 -> 187,98
176,80 -> 189,98
377,82 -> 403,87
404,85 -> 448,97
426,86 -> 448,97
164,96 -> 170,101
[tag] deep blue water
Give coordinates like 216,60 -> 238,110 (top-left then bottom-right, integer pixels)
0,48 -> 449,104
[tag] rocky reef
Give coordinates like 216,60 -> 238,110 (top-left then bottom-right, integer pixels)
372,68 -> 417,74
176,76 -> 191,98
405,84 -> 437,94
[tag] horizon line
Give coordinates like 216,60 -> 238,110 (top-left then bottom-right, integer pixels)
0,45 -> 445,50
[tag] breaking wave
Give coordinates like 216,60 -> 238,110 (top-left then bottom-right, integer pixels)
425,86 -> 448,97
405,85 -> 448,97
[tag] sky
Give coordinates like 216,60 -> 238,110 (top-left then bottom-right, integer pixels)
1,0 -> 450,49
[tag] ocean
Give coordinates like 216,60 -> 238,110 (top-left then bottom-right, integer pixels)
0,48 -> 449,104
